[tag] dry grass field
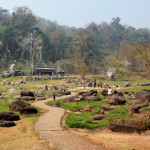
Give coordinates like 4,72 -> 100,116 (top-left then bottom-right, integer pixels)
88,129 -> 150,150
0,117 -> 54,150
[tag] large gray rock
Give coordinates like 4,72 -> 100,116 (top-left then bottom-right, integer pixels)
63,96 -> 77,102
86,90 -> 97,96
9,100 -> 30,112
63,91 -> 71,95
80,105 -> 95,113
109,95 -> 126,105
102,104 -> 117,111
83,95 -> 101,101
0,112 -> 20,121
21,90 -> 34,97
130,100 -> 149,113
123,94 -> 132,100
101,90 -> 108,96
109,123 -> 140,133
21,96 -> 35,101
0,120 -> 16,127
20,106 -> 37,114
134,91 -> 150,102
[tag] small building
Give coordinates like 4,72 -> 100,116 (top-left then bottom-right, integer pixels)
34,66 -> 56,76
58,69 -> 65,76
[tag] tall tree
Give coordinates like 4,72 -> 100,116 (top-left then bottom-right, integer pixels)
12,7 -> 36,36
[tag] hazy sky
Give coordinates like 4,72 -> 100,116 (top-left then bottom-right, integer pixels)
0,0 -> 150,29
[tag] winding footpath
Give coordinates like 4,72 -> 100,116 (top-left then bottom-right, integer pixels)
32,92 -> 106,150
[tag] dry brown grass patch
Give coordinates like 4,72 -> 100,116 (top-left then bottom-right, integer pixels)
0,118 -> 53,150
88,129 -> 150,150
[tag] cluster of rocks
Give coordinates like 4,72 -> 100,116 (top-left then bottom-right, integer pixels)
63,90 -> 101,103
20,90 -> 35,101
0,101 -> 38,128
109,118 -> 143,133
23,76 -> 77,82
0,112 -> 20,127
0,89 -> 39,128
129,90 -> 150,114
44,85 -> 71,97
99,89 -> 150,133
9,100 -> 37,114
86,81 -> 109,88
3,80 -> 26,86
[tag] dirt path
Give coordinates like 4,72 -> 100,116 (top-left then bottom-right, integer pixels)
32,93 -> 106,150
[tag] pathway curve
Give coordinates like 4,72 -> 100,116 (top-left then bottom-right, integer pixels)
32,92 -> 106,150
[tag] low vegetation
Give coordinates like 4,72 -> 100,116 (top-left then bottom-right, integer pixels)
48,99 -> 136,129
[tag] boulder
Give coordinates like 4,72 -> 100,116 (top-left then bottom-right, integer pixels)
109,95 -> 126,105
101,90 -> 108,96
84,96 -> 101,101
124,91 -> 129,94
54,101 -> 61,107
93,114 -> 105,120
63,96 -> 77,102
20,106 -> 38,114
102,104 -> 117,111
119,118 -> 147,131
117,92 -> 123,97
9,100 -> 30,112
0,120 -> 16,127
134,91 -> 150,102
63,91 -> 71,95
86,90 -> 97,96
21,90 -> 34,97
0,112 -> 20,121
78,91 -> 86,96
109,123 -> 140,133
123,94 -> 132,100
131,100 -> 144,105
21,96 -> 35,101
80,105 -> 95,113
130,100 -> 149,113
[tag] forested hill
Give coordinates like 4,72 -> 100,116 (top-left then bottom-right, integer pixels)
0,6 -> 150,75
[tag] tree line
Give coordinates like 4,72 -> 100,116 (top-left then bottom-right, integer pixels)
0,6 -> 150,78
